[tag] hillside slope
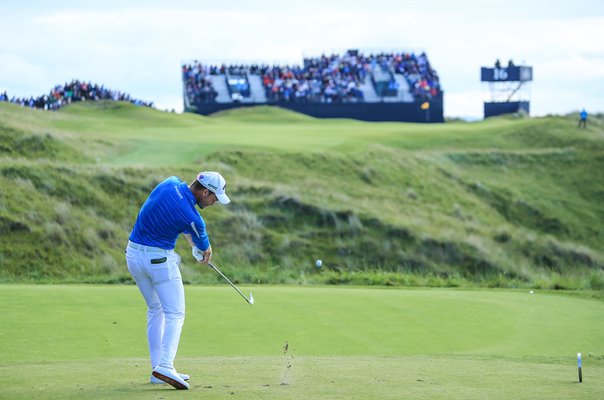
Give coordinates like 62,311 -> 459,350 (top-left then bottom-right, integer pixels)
1,102 -> 602,288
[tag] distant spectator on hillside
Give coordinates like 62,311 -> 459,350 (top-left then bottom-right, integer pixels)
578,108 -> 588,128
0,80 -> 152,111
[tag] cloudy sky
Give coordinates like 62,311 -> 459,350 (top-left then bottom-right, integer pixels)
1,0 -> 603,118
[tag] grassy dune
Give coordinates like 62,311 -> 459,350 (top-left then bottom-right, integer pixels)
0,102 -> 603,288
1,285 -> 602,399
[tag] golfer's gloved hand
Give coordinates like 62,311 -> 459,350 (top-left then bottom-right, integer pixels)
192,246 -> 211,264
192,246 -> 204,262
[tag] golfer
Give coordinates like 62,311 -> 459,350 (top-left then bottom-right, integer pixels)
125,171 -> 230,389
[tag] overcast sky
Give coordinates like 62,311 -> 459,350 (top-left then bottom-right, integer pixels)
1,0 -> 603,118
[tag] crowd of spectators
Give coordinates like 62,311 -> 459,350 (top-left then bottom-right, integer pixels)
183,50 -> 441,105
0,80 -> 153,111
182,63 -> 219,104
259,52 -> 365,103
391,52 -> 440,101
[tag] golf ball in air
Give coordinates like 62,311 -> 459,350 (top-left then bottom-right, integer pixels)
529,290 -> 534,294
316,259 -> 322,268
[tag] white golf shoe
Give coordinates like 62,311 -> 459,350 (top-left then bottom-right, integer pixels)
151,366 -> 190,390
150,372 -> 190,384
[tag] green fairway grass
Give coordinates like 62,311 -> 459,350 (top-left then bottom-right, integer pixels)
1,285 -> 602,399
2,102 -> 599,166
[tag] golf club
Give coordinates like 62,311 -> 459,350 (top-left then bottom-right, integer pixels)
209,261 -> 254,305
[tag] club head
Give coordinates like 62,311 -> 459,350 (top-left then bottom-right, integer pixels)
248,292 -> 254,305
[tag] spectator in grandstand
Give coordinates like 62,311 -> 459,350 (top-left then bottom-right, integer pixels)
578,108 -> 588,128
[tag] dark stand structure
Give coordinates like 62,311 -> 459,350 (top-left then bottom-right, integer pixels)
481,61 -> 532,118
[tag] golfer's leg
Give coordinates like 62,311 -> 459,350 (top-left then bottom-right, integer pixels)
153,254 -> 185,369
127,252 -> 164,369
144,288 -> 164,369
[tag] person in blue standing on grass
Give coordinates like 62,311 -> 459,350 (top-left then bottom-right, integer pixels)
578,108 -> 588,128
125,171 -> 230,390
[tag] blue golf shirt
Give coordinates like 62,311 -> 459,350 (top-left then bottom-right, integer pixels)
129,176 -> 210,251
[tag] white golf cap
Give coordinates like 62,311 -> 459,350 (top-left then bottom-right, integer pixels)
197,171 -> 230,204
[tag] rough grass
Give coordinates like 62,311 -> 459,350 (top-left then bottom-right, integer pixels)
0,102 -> 603,288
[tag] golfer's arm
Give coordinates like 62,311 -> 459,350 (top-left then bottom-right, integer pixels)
183,233 -> 195,248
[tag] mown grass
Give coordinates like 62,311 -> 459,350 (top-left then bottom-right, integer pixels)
3,355 -> 603,400
1,285 -> 603,399
0,101 -> 603,288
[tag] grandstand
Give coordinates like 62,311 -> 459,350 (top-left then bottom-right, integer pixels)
182,50 -> 444,123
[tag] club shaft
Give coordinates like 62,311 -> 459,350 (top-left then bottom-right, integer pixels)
209,262 -> 251,304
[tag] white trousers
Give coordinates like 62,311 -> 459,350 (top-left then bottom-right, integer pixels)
126,245 -> 185,370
